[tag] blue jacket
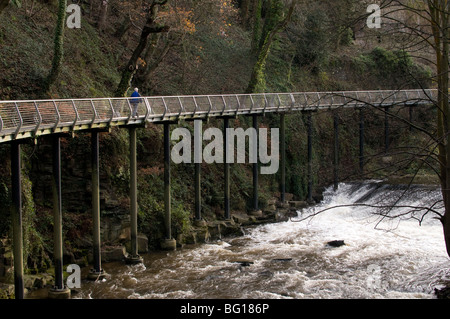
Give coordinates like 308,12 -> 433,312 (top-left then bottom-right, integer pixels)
131,91 -> 141,104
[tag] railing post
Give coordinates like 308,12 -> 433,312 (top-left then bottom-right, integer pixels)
252,114 -> 259,212
126,126 -> 144,262
161,122 -> 177,250
223,117 -> 231,220
10,141 -> 24,299
48,135 -> 71,298
280,113 -> 286,203
88,130 -> 108,276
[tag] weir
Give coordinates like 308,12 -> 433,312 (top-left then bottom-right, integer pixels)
0,89 -> 435,298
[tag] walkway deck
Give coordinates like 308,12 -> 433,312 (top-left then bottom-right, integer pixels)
0,89 -> 436,143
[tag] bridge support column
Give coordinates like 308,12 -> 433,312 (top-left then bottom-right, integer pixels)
384,106 -> 390,153
48,136 -> 71,298
409,104 -> 414,132
280,113 -> 286,203
161,122 -> 176,250
223,117 -> 231,220
359,107 -> 365,174
307,112 -> 313,203
10,141 -> 24,299
126,126 -> 144,263
88,131 -> 108,277
333,111 -> 339,191
252,114 -> 259,212
194,120 -> 203,224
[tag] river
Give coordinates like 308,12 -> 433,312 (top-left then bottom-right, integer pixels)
71,182 -> 450,299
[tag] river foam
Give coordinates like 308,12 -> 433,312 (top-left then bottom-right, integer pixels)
75,182 -> 450,299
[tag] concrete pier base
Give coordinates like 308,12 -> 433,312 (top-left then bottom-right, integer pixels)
87,268 -> 107,281
48,286 -> 71,299
160,238 -> 177,251
124,254 -> 143,265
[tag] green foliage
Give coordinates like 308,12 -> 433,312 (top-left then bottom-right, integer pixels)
294,9 -> 328,72
10,0 -> 21,8
337,26 -> 354,47
352,47 -> 432,89
45,0 -> 67,93
21,174 -> 51,273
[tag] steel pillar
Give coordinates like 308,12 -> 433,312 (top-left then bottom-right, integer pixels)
164,123 -> 172,238
194,120 -> 202,222
409,104 -> 414,132
307,112 -> 313,203
359,108 -> 364,174
48,136 -> 71,298
52,136 -> 63,289
161,122 -> 176,250
280,113 -> 286,203
384,106 -> 390,153
126,126 -> 143,263
252,114 -> 259,211
88,131 -> 107,275
10,141 -> 24,299
333,111 -> 339,191
223,117 -> 230,220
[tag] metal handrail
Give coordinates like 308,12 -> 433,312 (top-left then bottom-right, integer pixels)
235,95 -> 241,117
71,99 -> 79,128
52,101 -> 61,130
33,101 -> 42,135
193,96 -> 199,117
108,99 -> 115,124
0,89 -> 438,143
161,97 -> 168,119
13,102 -> 23,139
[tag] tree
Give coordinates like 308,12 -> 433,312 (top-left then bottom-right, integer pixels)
44,0 -> 67,94
294,0 -> 450,259
426,0 -> 450,258
381,0 -> 450,259
114,0 -> 170,97
246,0 -> 297,93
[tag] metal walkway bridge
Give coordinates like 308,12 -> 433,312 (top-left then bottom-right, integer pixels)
0,89 -> 436,143
0,88 -> 437,299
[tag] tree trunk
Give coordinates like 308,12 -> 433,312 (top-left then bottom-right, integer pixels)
98,0 -> 108,31
428,0 -> 450,258
44,0 -> 67,94
246,0 -> 296,93
114,0 -> 169,97
251,0 -> 263,54
240,0 -> 251,28
440,2 -> 450,258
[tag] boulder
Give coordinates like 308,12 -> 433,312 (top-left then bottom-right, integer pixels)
326,240 -> 345,247
232,261 -> 254,267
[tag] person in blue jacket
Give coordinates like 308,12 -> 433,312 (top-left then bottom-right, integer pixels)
130,88 -> 141,117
